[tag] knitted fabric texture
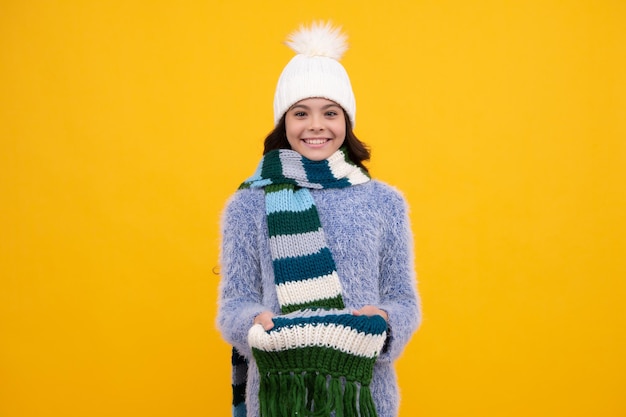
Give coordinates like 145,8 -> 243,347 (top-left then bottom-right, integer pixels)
240,148 -> 388,417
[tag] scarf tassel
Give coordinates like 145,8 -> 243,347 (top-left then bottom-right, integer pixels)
258,371 -> 377,417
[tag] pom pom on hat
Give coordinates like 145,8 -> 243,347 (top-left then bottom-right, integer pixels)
273,21 -> 356,127
285,21 -> 348,60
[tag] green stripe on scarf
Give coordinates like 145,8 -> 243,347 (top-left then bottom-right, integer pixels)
266,207 -> 321,237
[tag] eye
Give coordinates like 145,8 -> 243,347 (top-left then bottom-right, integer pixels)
293,111 -> 307,117
325,110 -> 338,117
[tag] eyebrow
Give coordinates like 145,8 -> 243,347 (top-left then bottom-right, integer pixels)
290,103 -> 341,110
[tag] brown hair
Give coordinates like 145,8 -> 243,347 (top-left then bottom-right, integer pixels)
262,112 -> 371,173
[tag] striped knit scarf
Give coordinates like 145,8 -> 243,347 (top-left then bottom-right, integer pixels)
233,148 -> 388,417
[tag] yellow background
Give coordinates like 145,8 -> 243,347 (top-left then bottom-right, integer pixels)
1,1 -> 625,416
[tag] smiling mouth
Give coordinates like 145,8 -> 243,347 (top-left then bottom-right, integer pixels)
302,138 -> 330,145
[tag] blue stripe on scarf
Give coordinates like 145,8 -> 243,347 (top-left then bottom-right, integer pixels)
272,312 -> 388,336
265,188 -> 315,215
272,248 -> 337,284
249,178 -> 273,188
233,403 -> 246,417
302,158 -> 353,188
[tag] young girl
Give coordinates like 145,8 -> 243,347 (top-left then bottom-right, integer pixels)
217,22 -> 421,417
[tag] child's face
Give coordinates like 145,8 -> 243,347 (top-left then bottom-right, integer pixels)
284,98 -> 346,161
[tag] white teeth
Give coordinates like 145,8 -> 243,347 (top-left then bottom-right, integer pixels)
304,138 -> 328,145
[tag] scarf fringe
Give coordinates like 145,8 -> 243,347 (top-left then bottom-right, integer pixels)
259,371 -> 377,417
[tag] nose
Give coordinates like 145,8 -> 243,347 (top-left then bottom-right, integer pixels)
308,114 -> 324,131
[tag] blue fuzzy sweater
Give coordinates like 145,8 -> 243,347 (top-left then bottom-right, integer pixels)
217,180 -> 421,417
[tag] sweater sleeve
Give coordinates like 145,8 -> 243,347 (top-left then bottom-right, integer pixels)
216,190 -> 267,359
376,187 -> 421,363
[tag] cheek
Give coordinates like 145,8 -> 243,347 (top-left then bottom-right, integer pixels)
284,120 -> 293,137
334,122 -> 347,141
285,121 -> 301,146
285,118 -> 299,134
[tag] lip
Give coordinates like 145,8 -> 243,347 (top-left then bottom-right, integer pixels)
302,137 -> 332,146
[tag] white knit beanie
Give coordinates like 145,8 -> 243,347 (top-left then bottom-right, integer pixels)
273,22 -> 356,128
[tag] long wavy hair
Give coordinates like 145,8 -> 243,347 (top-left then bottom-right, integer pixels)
263,112 -> 371,173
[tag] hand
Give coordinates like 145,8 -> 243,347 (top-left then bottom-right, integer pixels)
253,311 -> 275,331
352,305 -> 388,322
